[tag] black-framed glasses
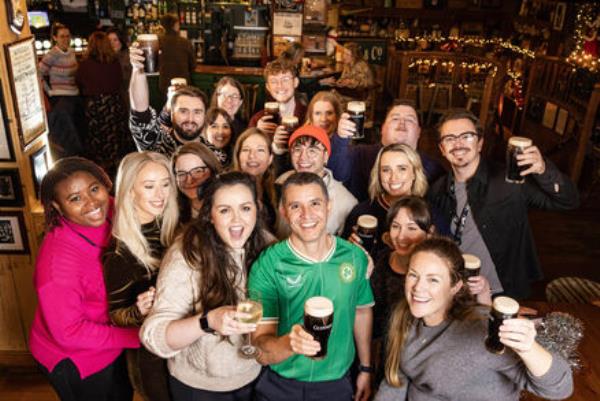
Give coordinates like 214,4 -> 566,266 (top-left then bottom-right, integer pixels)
439,131 -> 480,146
290,144 -> 325,158
176,166 -> 209,182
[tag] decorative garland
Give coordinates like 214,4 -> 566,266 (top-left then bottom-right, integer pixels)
566,3 -> 600,73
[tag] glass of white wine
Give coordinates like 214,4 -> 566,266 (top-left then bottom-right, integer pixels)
237,290 -> 263,358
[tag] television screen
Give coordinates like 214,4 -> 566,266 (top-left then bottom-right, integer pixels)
28,11 -> 50,29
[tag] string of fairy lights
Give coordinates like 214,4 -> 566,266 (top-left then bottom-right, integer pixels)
566,3 -> 599,73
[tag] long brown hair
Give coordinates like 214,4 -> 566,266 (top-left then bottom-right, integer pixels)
181,172 -> 271,311
85,31 -> 115,64
384,236 -> 477,387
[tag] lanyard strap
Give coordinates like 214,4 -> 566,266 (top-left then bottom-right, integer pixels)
450,182 -> 470,245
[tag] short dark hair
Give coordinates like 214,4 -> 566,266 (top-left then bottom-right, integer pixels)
41,157 -> 112,230
281,172 -> 328,205
160,13 -> 179,33
51,22 -> 69,39
170,85 -> 208,111
436,109 -> 483,141
386,99 -> 420,125
386,196 -> 433,234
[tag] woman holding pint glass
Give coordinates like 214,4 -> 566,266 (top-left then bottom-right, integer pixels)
140,172 -> 273,401
375,237 -> 573,401
342,144 -> 433,259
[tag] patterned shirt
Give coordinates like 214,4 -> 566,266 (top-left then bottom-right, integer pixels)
39,46 -> 79,96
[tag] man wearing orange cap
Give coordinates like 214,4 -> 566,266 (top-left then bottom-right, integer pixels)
275,125 -> 358,236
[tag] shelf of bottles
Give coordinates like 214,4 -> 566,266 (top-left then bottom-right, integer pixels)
124,0 -> 206,41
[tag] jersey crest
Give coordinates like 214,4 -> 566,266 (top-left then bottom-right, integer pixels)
339,262 -> 356,283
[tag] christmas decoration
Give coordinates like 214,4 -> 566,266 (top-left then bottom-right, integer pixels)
536,312 -> 584,371
566,3 -> 600,73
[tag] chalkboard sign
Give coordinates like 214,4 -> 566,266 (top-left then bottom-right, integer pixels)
339,39 -> 387,65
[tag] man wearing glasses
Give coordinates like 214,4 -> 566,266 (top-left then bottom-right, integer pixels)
428,109 -> 579,299
276,125 -> 357,236
249,59 -> 307,153
328,99 -> 444,201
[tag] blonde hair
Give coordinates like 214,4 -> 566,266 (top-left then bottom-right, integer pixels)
368,144 -> 428,201
113,152 -> 179,272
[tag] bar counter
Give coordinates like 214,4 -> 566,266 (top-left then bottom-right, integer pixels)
148,63 -> 342,117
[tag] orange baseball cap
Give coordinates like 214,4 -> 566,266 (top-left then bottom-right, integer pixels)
288,124 -> 331,155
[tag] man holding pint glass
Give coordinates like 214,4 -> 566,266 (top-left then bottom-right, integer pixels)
249,172 -> 374,401
428,109 -> 579,299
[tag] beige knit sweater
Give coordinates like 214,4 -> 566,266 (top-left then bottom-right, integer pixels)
140,244 -> 261,391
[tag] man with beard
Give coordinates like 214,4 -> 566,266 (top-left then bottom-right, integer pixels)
327,100 -> 444,201
428,109 -> 579,299
249,59 -> 307,154
128,44 -> 207,157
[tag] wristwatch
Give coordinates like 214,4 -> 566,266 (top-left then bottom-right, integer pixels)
199,312 -> 215,334
358,364 -> 373,374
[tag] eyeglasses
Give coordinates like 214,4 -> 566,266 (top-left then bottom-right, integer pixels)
175,166 -> 209,182
267,76 -> 294,87
291,145 -> 325,159
439,131 -> 480,147
218,92 -> 241,102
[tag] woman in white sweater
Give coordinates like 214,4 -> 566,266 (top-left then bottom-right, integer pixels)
141,172 -> 273,401
375,236 -> 573,401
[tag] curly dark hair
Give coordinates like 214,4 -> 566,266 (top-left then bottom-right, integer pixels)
180,171 -> 272,311
40,157 -> 112,230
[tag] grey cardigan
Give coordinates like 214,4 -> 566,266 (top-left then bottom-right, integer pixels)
374,315 -> 573,401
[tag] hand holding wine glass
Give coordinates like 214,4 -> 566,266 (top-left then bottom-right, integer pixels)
237,290 -> 263,358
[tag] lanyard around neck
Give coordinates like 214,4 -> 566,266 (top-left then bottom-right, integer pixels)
62,218 -> 111,249
450,181 -> 469,246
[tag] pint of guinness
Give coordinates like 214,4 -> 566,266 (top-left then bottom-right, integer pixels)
264,102 -> 281,126
138,34 -> 159,74
304,296 -> 334,360
485,296 -> 519,354
505,136 -> 532,184
282,116 -> 299,150
462,254 -> 481,280
347,101 -> 366,139
356,215 -> 378,253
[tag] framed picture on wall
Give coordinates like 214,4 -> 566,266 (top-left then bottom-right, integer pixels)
0,79 -> 15,161
0,168 -> 24,207
553,3 -> 567,31
0,211 -> 29,254
30,145 -> 49,199
4,37 -> 48,150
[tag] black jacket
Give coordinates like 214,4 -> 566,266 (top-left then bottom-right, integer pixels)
428,158 -> 579,299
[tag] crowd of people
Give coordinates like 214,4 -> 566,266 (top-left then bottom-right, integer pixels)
30,19 -> 580,401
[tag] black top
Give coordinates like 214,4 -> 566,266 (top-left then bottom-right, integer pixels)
102,220 -> 165,327
371,249 -> 406,340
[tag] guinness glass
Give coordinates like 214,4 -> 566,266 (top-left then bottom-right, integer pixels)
264,102 -> 281,126
304,296 -> 334,360
485,296 -> 519,354
347,101 -> 366,139
505,136 -> 532,184
356,215 -> 378,253
282,116 -> 299,150
462,254 -> 481,280
138,34 -> 159,74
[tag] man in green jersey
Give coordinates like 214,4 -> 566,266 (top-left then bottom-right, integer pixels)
249,172 -> 374,401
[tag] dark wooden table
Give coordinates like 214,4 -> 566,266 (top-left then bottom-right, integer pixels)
522,302 -> 600,401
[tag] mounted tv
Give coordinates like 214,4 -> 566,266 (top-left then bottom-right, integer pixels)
28,11 -> 50,29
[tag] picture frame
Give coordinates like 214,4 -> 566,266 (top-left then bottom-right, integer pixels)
0,79 -> 15,161
0,211 -> 29,254
273,12 -> 303,37
0,168 -> 24,207
4,37 -> 48,150
30,145 -> 49,200
553,3 -> 567,31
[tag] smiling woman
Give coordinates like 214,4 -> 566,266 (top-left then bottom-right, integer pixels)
140,172 -> 274,401
102,151 -> 179,401
375,237 -> 574,401
30,157 -> 140,401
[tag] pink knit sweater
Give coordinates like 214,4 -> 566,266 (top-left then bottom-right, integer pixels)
29,207 -> 140,378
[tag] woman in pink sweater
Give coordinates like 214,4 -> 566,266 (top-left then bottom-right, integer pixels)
29,157 -> 140,401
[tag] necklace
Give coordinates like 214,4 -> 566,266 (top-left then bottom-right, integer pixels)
62,218 -> 111,249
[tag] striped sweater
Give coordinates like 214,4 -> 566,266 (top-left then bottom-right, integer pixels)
39,46 -> 79,96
